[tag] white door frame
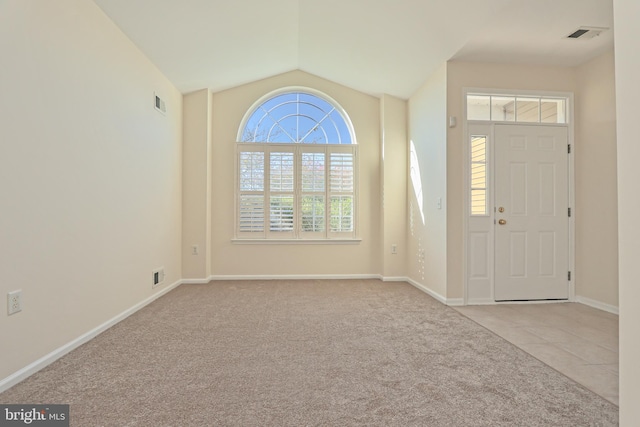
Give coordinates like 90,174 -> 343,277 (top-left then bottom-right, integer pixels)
462,88 -> 575,305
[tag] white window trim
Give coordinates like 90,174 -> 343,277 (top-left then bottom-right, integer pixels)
470,134 -> 489,217
465,88 -> 572,125
235,144 -> 358,241
231,238 -> 362,245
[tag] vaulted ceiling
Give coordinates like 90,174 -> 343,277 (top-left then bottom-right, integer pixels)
92,0 -> 614,99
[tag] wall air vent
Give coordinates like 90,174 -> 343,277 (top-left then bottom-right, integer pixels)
566,26 -> 609,40
154,92 -> 166,114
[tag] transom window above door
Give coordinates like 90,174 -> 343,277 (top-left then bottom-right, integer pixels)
235,88 -> 358,242
467,93 -> 569,124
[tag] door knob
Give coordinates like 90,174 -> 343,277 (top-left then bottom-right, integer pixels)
498,219 -> 507,225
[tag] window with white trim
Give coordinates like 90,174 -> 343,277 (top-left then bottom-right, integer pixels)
470,135 -> 488,216
467,93 -> 568,123
236,90 -> 357,240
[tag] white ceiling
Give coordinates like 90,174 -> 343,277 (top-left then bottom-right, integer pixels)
92,0 -> 614,99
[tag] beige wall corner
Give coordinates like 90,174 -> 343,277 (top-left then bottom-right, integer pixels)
574,50 -> 618,308
407,63 -> 448,299
380,95 -> 408,278
182,89 -> 213,279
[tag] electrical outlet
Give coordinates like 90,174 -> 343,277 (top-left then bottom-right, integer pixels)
391,244 -> 398,254
192,245 -> 199,255
7,290 -> 22,315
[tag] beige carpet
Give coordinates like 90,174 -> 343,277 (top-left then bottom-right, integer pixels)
0,279 -> 618,426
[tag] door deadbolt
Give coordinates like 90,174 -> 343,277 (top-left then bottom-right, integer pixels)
498,207 -> 505,213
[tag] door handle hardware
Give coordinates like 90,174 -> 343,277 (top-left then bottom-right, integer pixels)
498,219 -> 507,225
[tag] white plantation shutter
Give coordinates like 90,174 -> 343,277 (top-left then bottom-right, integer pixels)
269,195 -> 294,232
329,150 -> 355,235
330,196 -> 353,232
239,195 -> 264,233
236,144 -> 356,239
299,149 -> 326,237
301,152 -> 325,193
267,149 -> 295,237
300,195 -> 325,233
239,151 -> 264,191
329,153 -> 354,192
238,151 -> 266,236
269,152 -> 294,192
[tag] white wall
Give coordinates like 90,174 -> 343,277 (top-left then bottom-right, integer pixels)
613,0 -> 640,422
0,0 -> 182,382
208,71 -> 383,277
574,51 -> 618,309
407,64 -> 448,300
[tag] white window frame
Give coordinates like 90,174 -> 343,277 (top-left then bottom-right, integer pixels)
234,87 -> 359,244
470,134 -> 489,217
466,92 -> 569,124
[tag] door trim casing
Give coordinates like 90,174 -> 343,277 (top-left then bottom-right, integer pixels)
461,88 -> 575,306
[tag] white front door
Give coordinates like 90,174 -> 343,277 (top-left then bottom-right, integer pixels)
494,124 -> 569,301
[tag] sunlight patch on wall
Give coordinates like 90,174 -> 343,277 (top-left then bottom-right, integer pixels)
409,140 -> 425,225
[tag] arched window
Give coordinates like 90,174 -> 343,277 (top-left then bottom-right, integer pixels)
236,88 -> 357,240
240,92 -> 354,144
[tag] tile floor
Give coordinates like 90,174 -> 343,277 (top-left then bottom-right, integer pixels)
454,302 -> 619,405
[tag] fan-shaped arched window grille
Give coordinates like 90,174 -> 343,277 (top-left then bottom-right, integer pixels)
236,88 -> 357,241
240,92 -> 354,144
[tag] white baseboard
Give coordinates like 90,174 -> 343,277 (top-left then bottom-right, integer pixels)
180,278 -> 213,284
576,295 -> 619,315
0,279 -> 182,393
208,274 -> 382,281
381,276 -> 409,282
185,274 -> 426,284
466,298 -> 497,306
405,278 -> 445,304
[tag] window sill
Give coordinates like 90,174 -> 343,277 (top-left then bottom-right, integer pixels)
231,238 -> 362,245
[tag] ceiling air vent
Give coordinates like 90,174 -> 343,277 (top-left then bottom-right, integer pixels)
566,26 -> 609,40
